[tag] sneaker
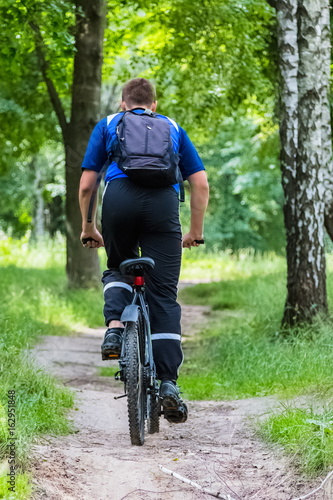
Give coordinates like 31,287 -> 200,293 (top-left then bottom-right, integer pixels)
159,380 -> 188,423
101,327 -> 123,360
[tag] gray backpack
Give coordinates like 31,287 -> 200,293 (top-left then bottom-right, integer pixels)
87,109 -> 184,223
113,109 -> 184,198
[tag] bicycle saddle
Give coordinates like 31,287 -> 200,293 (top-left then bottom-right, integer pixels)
119,257 -> 155,276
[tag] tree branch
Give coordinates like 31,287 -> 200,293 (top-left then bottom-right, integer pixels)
29,21 -> 68,139
158,465 -> 239,500
291,469 -> 333,500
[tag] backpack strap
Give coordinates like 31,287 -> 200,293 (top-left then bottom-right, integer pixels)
143,109 -> 156,117
178,178 -> 185,203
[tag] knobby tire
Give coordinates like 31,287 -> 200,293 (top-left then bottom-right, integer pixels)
147,383 -> 160,434
125,320 -> 146,446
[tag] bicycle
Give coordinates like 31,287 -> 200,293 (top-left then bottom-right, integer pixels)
104,256 -> 160,446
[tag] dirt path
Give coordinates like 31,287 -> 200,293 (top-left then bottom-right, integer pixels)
30,299 -> 330,500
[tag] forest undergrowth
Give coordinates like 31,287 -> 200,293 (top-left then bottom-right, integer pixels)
179,251 -> 333,477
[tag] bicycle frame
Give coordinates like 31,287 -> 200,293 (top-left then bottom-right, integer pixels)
109,257 -> 160,444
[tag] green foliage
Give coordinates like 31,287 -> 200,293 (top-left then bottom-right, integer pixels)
0,24 -> 60,175
0,146 -> 65,238
261,406 -> 333,475
101,0 -> 281,253
154,0 -> 276,134
0,0 -> 281,254
103,0 -> 277,137
197,117 -> 284,253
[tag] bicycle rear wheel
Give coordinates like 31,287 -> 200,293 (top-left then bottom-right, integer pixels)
147,380 -> 160,434
125,320 -> 146,446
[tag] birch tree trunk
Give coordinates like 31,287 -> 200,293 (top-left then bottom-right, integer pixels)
320,2 -> 333,240
276,0 -> 299,323
276,0 -> 329,324
288,0 -> 327,323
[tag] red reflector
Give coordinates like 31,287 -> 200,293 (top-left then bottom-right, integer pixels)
134,276 -> 145,286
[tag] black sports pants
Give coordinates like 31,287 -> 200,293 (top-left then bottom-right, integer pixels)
101,179 -> 183,381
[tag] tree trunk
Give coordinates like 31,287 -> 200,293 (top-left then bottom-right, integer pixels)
30,0 -> 106,287
64,0 -> 106,287
30,156 -> 45,241
320,2 -> 333,240
289,0 -> 327,322
276,0 -> 299,323
277,0 -> 328,325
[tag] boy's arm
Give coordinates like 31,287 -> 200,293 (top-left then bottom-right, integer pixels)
79,169 -> 104,248
182,170 -> 209,248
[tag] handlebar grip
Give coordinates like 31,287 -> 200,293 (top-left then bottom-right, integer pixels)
194,239 -> 205,244
82,237 -> 99,245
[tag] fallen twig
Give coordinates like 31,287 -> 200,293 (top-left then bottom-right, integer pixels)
291,469 -> 333,500
158,464 -> 239,500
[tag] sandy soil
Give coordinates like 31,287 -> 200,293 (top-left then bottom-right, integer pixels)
29,298 -> 332,500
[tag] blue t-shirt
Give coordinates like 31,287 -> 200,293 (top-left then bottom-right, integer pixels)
81,109 -> 205,185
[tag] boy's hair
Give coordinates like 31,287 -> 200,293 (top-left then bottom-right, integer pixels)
122,78 -> 156,107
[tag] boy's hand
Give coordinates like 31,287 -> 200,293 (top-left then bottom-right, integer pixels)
182,232 -> 204,248
80,228 -> 104,248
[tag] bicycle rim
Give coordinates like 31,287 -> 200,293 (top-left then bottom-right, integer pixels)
125,320 -> 146,446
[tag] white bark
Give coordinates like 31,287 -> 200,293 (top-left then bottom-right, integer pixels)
276,0 -> 298,207
319,1 -> 333,236
277,0 -> 329,322
296,0 -> 325,281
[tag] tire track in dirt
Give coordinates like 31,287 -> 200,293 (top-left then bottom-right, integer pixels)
30,291 -> 330,500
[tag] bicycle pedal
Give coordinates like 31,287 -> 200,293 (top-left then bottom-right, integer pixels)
101,352 -> 119,360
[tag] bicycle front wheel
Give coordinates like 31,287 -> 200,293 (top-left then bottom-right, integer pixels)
147,380 -> 160,434
125,320 -> 146,446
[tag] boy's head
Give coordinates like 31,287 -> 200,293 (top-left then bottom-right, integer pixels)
121,78 -> 157,111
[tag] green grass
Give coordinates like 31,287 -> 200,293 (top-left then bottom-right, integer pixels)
0,472 -> 32,500
0,238 -> 106,499
179,251 -> 333,476
180,247 -> 285,281
0,238 -> 104,334
260,405 -> 333,476
179,271 -> 333,400
0,333 -> 74,499
99,365 -> 119,377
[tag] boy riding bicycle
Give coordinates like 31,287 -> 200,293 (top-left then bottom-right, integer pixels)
79,78 -> 209,423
